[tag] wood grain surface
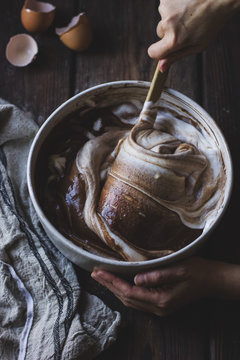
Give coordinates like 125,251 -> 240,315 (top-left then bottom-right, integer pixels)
1,1 -> 240,359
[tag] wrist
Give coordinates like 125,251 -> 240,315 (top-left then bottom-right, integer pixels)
218,0 -> 240,15
207,260 -> 240,300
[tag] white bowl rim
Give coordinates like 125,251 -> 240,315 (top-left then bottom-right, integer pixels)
27,80 -> 233,268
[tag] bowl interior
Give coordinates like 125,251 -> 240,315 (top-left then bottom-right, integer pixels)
27,81 -> 233,273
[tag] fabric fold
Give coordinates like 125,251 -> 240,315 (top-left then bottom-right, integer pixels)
0,99 -> 121,360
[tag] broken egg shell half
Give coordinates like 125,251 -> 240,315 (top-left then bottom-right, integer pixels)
56,12 -> 92,52
6,34 -> 38,67
21,0 -> 56,33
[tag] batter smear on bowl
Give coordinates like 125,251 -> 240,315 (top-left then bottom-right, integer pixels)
40,99 -> 226,261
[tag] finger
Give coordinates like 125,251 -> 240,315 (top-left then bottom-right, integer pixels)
156,21 -> 164,39
158,1 -> 168,19
165,45 -> 200,64
148,28 -> 200,64
150,43 -> 200,71
92,271 -> 178,316
116,295 -> 170,317
159,45 -> 202,71
92,270 -> 165,305
125,283 -> 188,315
93,277 -> 170,316
148,36 -> 175,60
158,59 -> 169,72
92,270 -> 143,299
134,261 -> 190,287
115,287 -> 176,317
91,270 -> 125,298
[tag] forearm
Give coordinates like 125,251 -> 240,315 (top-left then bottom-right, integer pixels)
221,0 -> 240,13
203,0 -> 240,22
209,260 -> 240,300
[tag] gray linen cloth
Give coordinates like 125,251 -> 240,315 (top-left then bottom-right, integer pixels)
0,99 -> 121,360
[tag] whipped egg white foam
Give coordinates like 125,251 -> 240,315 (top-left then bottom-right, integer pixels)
48,98 -> 226,261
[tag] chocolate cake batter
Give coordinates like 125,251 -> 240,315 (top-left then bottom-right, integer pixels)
38,100 -> 225,261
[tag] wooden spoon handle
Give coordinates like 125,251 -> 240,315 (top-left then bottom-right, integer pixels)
145,61 -> 168,103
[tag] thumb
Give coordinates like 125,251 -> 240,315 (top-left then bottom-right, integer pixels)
148,35 -> 175,60
134,267 -> 184,287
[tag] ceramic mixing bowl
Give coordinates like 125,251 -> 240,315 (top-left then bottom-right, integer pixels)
27,81 -> 233,274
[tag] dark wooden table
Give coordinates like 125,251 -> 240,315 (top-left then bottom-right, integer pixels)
1,1 -> 240,359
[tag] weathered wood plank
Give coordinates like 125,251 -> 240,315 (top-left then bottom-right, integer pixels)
202,14 -> 240,263
202,12 -> 240,360
0,0 -> 75,125
167,54 -> 202,103
1,1 -> 240,360
74,0 -> 158,92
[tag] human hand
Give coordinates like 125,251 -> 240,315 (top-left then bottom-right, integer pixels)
91,257 -> 224,316
149,0 -> 240,72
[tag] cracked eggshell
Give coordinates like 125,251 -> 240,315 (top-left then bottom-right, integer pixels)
56,12 -> 92,52
21,0 -> 56,33
6,34 -> 38,67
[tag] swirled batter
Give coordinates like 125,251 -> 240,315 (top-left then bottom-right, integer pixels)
40,99 -> 226,261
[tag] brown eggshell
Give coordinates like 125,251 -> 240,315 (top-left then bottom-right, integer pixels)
56,13 -> 92,52
21,0 -> 56,33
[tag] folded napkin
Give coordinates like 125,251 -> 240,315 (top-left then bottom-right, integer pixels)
0,99 -> 121,360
